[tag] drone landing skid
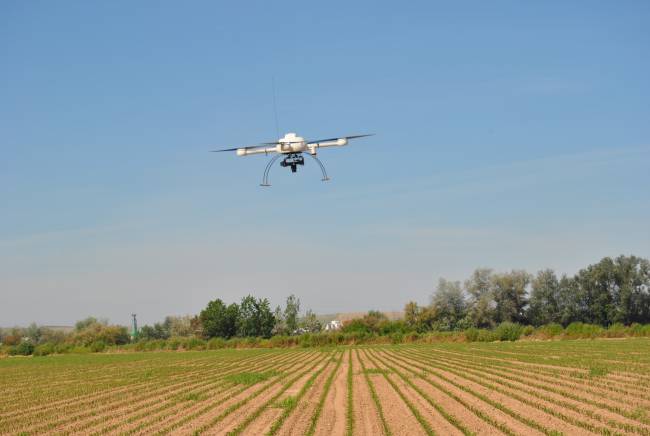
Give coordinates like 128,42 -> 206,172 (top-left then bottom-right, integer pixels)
260,152 -> 329,187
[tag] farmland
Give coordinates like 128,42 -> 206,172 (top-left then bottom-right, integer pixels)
1,339 -> 649,435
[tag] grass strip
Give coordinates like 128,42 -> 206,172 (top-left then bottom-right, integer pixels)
347,348 -> 354,436
356,348 -> 391,436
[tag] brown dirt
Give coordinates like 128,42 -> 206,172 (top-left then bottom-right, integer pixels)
402,353 -> 595,436
164,352 -> 324,435
369,349 -> 502,436
48,351 -> 304,435
242,407 -> 284,435
274,354 -> 340,436
351,349 -> 384,436
5,351 -> 278,434
405,348 -> 650,433
314,351 -> 348,436
365,350 -> 463,436
430,348 -> 650,406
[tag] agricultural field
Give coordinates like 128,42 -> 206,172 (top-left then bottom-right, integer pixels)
1,339 -> 649,435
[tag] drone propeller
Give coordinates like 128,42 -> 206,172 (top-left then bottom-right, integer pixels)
210,145 -> 265,152
211,133 -> 374,152
307,133 -> 374,145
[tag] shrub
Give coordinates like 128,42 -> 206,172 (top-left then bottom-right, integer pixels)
565,322 -> 603,339
495,322 -> 523,341
12,341 -> 35,356
187,338 -> 206,350
33,343 -> 56,356
89,340 -> 107,352
604,323 -> 627,338
390,332 -> 403,344
465,328 -> 479,342
404,331 -> 420,343
521,325 -> 534,337
207,337 -> 226,349
475,329 -> 495,342
535,323 -> 564,339
167,337 -> 182,350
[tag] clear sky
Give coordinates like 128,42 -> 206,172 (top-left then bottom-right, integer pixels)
2,1 -> 649,327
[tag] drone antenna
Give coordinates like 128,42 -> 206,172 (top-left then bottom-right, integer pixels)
271,76 -> 280,139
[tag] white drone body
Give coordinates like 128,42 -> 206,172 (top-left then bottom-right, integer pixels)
235,132 -> 349,156
213,132 -> 373,186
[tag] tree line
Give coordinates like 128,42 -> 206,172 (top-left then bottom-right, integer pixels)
403,255 -> 650,332
2,254 -> 649,355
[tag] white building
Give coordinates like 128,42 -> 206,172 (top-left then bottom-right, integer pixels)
324,320 -> 342,331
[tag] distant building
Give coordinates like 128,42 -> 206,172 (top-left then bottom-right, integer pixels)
324,320 -> 342,331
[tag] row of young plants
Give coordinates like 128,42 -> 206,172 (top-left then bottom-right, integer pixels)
1,350 -> 314,435
3,321 -> 650,356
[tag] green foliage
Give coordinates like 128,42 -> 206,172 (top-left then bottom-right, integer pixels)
535,323 -> 564,338
431,278 -> 467,330
494,322 -> 523,341
589,365 -> 609,377
300,309 -> 322,333
200,298 -> 239,339
465,327 -> 479,342
565,322 -> 604,339
89,340 -> 107,352
225,370 -> 278,385
33,343 -> 55,356
177,392 -> 206,402
275,395 -> 297,409
284,294 -> 300,334
186,337 -> 206,350
11,341 -> 35,356
139,323 -> 170,340
237,295 -> 275,338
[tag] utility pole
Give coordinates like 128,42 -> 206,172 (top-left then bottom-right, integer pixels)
131,314 -> 138,341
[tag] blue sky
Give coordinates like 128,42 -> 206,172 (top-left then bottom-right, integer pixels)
1,1 -> 649,326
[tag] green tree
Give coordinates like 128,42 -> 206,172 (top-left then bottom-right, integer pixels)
237,295 -> 275,338
272,305 -> 287,336
300,309 -> 322,333
491,270 -> 530,324
403,301 -> 420,330
200,299 -> 239,339
284,294 -> 301,334
465,268 -> 495,328
139,323 -> 170,340
528,269 -> 561,326
431,279 -> 467,330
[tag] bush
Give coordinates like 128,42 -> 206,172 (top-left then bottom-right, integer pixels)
535,323 -> 564,339
33,343 -> 56,356
604,323 -> 627,338
565,322 -> 603,339
495,322 -> 523,341
166,337 -> 182,350
207,337 -> 226,349
186,338 -> 206,350
465,328 -> 479,342
521,325 -> 534,337
12,341 -> 35,356
89,340 -> 107,352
